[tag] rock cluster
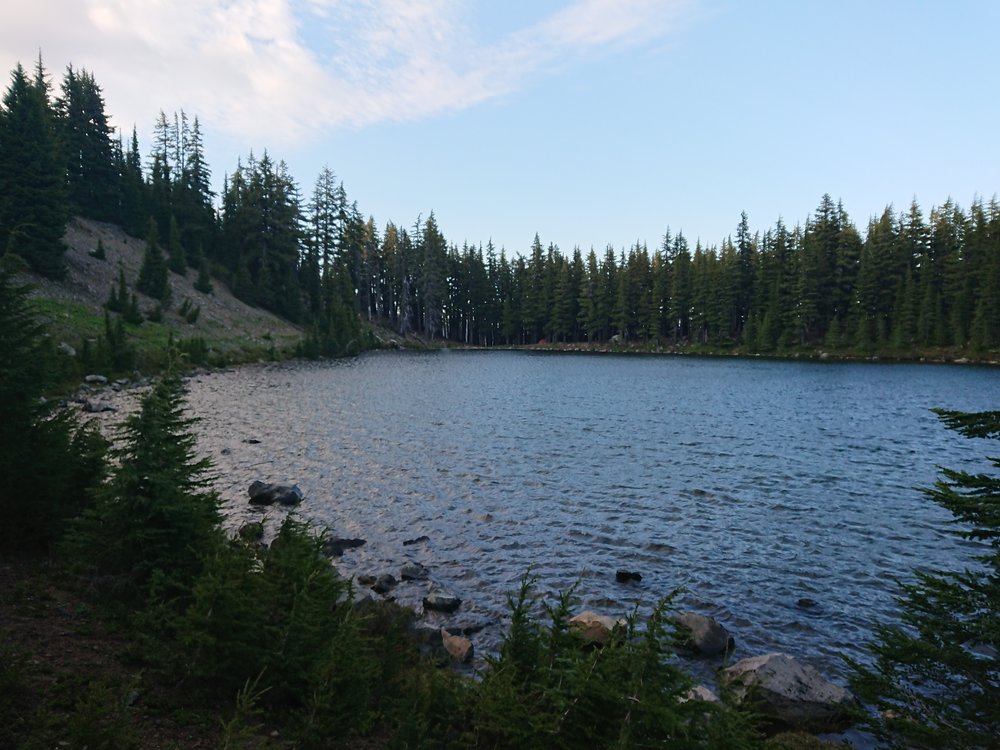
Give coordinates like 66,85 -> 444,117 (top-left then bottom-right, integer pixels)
247,480 -> 303,506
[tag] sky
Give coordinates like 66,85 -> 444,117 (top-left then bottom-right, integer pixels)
1,0 -> 998,256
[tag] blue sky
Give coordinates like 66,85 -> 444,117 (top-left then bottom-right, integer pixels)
2,1 -> 997,256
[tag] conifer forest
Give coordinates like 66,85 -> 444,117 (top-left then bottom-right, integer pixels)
2,58 -> 998,359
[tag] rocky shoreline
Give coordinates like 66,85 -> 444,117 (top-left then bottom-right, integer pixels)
72,370 -> 865,741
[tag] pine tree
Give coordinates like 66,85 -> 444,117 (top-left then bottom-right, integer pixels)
137,218 -> 170,301
851,409 -> 1000,748
0,62 -> 69,278
0,259 -> 106,553
194,248 -> 213,294
167,214 -> 187,274
56,65 -> 118,221
70,366 -> 222,603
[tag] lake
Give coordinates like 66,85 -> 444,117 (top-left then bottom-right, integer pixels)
184,350 -> 1000,684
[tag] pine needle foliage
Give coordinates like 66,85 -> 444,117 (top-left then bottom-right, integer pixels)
0,260 -> 106,553
69,365 -> 220,602
471,576 -> 758,750
850,409 -> 1000,748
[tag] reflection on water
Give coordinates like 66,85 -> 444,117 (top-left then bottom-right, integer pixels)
183,351 -> 999,682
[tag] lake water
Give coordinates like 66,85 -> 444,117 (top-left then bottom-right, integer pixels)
184,350 -> 999,685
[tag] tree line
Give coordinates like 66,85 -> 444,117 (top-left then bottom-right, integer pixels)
2,57 -> 998,356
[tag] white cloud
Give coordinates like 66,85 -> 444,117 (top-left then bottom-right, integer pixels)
0,0 -> 694,145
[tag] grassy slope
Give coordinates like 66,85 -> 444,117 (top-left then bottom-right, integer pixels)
21,217 -> 304,368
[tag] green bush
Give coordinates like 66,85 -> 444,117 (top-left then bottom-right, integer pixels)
470,576 -> 758,749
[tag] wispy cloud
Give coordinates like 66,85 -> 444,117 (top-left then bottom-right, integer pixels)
0,0 -> 694,144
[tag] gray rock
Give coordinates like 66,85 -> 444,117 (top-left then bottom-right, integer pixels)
720,653 -> 857,731
568,611 -> 624,645
371,574 -> 397,595
423,590 -> 462,613
84,374 -> 107,384
323,537 -> 366,557
400,562 -> 430,580
247,481 -> 303,506
674,611 -> 735,656
58,342 -> 77,357
83,399 -> 115,413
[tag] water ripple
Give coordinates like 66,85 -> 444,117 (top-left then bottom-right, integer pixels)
187,351 -> 999,682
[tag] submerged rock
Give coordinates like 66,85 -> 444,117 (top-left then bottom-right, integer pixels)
400,562 -> 430,580
720,653 -> 857,731
615,570 -> 642,583
674,611 -> 735,656
371,574 -> 397,595
403,535 -> 430,546
247,480 -> 303,506
323,537 -> 366,557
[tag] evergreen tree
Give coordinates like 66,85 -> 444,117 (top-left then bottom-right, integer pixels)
90,237 -> 106,260
137,218 -> 170,301
105,265 -> 128,313
0,259 -> 106,553
71,366 -> 221,603
56,65 -> 118,221
851,409 -> 1000,748
167,214 -> 187,274
0,62 -> 69,278
194,249 -> 213,295
118,127 -> 147,236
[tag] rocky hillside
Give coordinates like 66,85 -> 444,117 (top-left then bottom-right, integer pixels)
21,217 -> 303,361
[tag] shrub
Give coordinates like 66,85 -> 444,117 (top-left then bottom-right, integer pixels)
471,576 -> 758,749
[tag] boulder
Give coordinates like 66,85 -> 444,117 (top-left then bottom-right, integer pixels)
403,535 -> 430,546
423,590 -> 462,613
441,629 -> 474,663
248,481 -> 303,506
58,342 -> 77,357
400,562 -> 430,580
615,570 -> 642,583
371,574 -> 397,595
674,611 -> 735,656
568,611 -> 624,645
83,399 -> 115,413
720,653 -> 857,731
322,537 -> 366,557
84,374 -> 108,384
